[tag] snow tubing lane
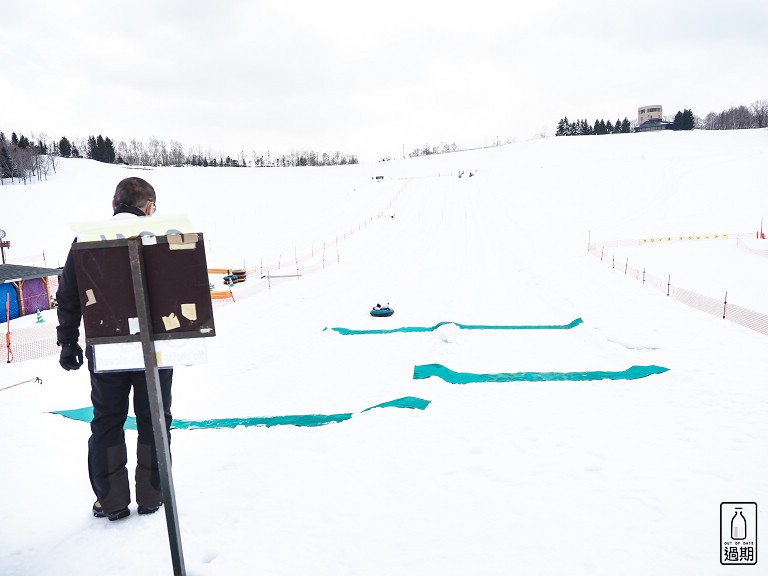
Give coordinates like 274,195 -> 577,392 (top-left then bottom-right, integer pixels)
412,364 -> 669,384
326,317 -> 583,335
50,396 -> 431,430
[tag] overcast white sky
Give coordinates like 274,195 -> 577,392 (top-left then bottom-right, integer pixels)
1,0 -> 766,162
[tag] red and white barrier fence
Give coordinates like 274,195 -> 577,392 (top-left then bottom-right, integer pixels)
589,231 -> 768,336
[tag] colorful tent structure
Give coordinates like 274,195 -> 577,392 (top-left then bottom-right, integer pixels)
0,264 -> 62,321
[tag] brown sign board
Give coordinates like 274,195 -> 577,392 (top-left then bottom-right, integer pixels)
72,233 -> 215,344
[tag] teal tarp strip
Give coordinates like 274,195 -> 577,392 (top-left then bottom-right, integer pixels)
325,317 -> 583,335
361,396 -> 431,412
412,363 -> 669,384
50,396 -> 431,430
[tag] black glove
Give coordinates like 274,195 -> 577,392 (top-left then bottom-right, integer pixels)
59,342 -> 84,371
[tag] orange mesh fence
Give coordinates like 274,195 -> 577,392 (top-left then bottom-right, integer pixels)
210,183 -> 404,308
1,323 -> 86,364
589,232 -> 768,337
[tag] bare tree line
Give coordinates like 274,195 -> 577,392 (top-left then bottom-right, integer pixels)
408,142 -> 463,158
79,136 -> 358,168
1,131 -> 59,185
113,138 -> 187,166
3,126 -> 359,178
250,149 -> 358,167
703,99 -> 768,130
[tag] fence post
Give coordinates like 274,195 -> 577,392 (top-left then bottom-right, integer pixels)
612,255 -> 615,269
601,247 -> 604,261
625,258 -> 628,275
723,292 -> 728,319
667,275 -> 671,296
642,268 -> 645,284
5,293 -> 12,363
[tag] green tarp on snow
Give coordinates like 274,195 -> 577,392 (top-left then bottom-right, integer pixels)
50,396 -> 431,430
325,317 -> 583,335
412,363 -> 669,384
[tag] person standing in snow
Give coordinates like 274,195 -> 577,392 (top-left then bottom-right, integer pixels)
56,177 -> 172,521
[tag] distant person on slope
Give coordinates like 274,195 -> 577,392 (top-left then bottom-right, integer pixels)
55,177 -> 173,521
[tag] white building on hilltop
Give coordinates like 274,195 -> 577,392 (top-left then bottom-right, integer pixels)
635,104 -> 672,132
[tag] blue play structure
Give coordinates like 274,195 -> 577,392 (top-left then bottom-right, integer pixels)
1,284 -> 19,321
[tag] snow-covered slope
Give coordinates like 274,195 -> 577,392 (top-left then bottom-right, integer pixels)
1,128 -> 767,575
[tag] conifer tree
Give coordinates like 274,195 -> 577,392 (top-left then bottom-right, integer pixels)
59,137 -> 72,158
87,136 -> 97,159
621,117 -> 631,133
556,118 -> 567,136
673,111 -> 684,131
104,137 -> 116,163
96,135 -> 106,161
683,109 -> 695,130
1,146 -> 12,178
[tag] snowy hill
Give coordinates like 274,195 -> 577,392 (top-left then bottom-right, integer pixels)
2,128 -> 767,575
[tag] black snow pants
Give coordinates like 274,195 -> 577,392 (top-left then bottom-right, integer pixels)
88,366 -> 173,513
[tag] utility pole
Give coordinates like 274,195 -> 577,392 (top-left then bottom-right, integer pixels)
0,229 -> 9,264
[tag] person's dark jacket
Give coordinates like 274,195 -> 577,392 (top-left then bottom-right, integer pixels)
56,203 -> 147,346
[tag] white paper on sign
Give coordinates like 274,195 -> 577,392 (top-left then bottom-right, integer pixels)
93,339 -> 208,372
128,317 -> 140,334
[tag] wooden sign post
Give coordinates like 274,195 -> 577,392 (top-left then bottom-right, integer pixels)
72,232 -> 215,576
